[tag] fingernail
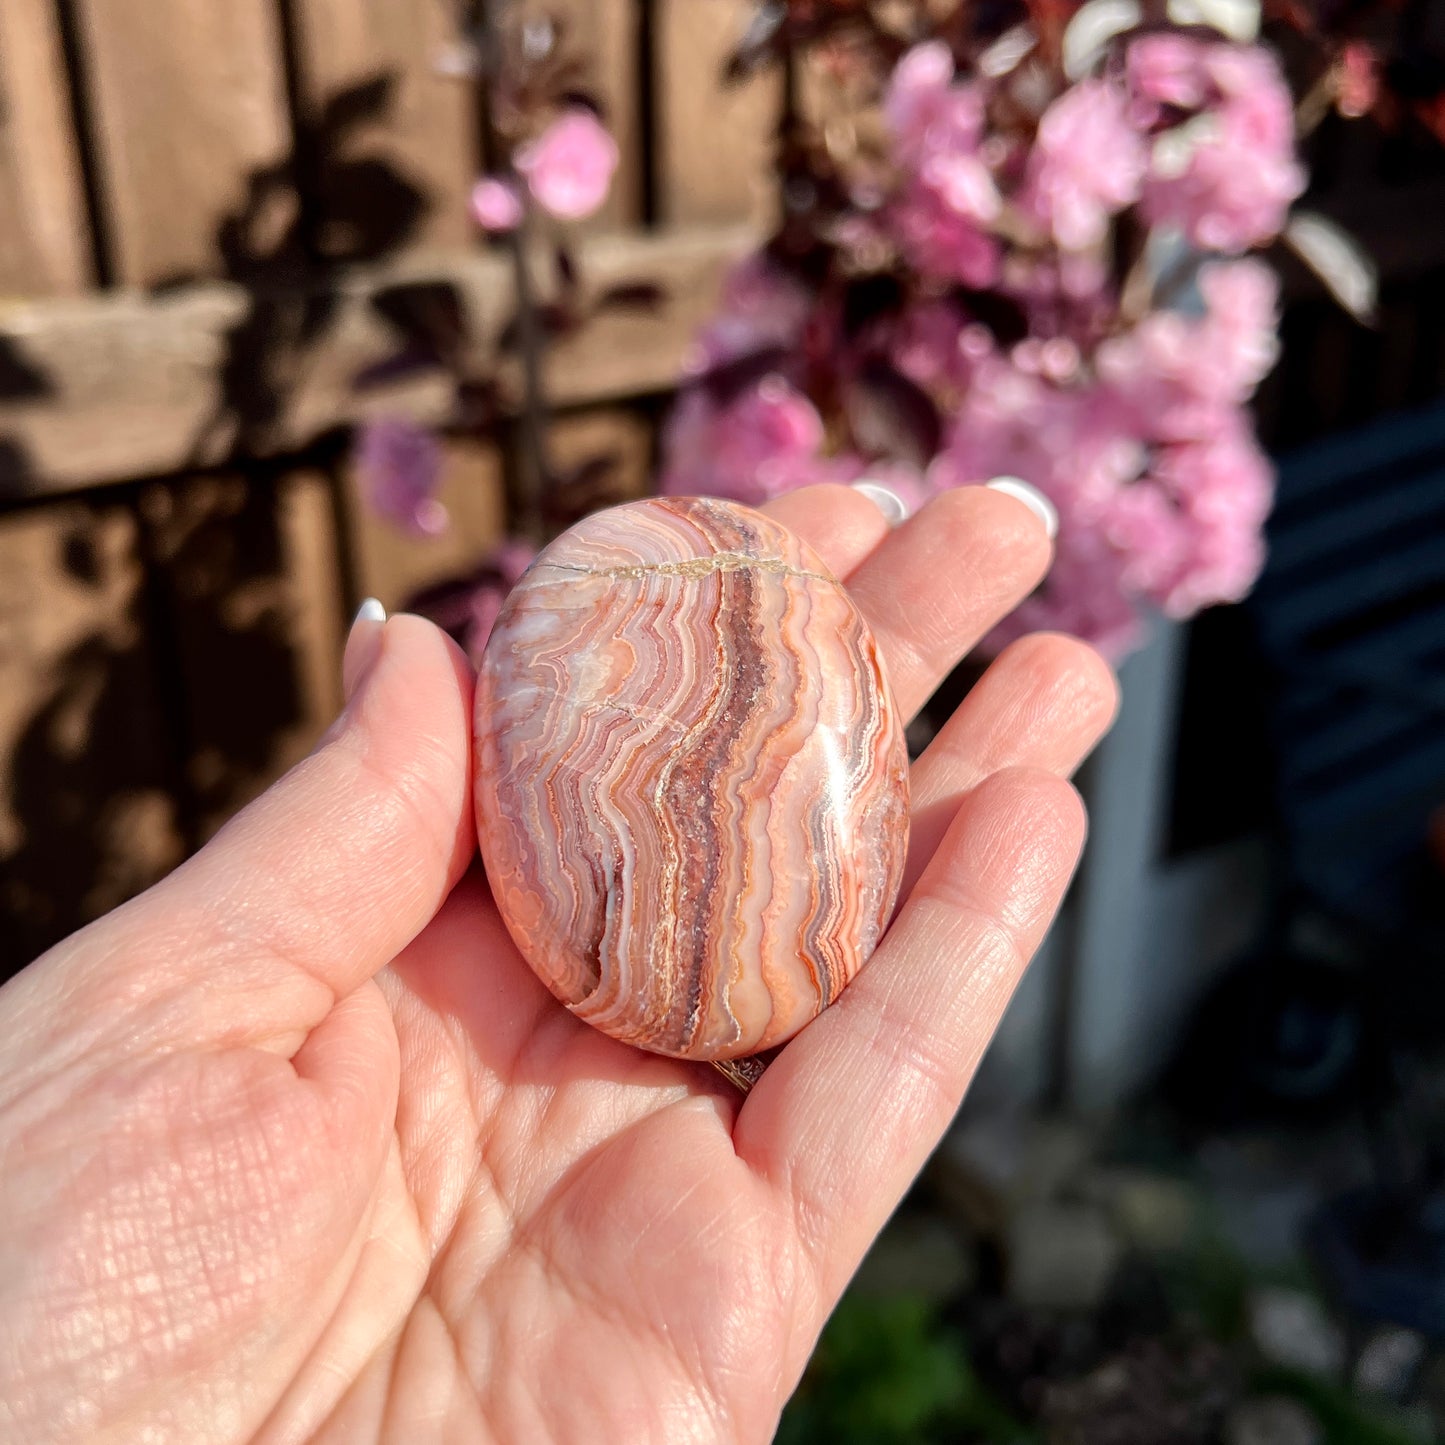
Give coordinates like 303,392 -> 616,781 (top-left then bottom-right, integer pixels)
986,476 -> 1058,540
851,480 -> 909,527
342,598 -> 386,701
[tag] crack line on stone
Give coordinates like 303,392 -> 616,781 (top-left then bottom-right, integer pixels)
528,553 -> 833,584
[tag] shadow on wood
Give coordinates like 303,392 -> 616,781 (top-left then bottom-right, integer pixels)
0,474 -> 343,982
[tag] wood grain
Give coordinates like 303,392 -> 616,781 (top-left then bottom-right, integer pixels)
0,502 -> 181,978
70,0 -> 293,285
0,0 -> 91,294
654,0 -> 780,226
289,0 -> 478,253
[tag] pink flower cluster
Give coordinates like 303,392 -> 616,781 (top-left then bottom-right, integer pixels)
1023,80 -> 1147,250
1131,38 -> 1306,251
660,29 -> 1304,656
885,42 -> 1002,286
471,108 -> 618,232
938,260 -> 1279,653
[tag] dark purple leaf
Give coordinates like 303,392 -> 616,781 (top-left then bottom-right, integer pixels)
544,452 -> 626,527
555,89 -> 608,119
455,377 -> 502,429
496,301 -> 577,353
317,158 -> 428,262
953,286 -> 1030,347
352,344 -> 446,392
549,451 -> 621,495
845,358 -> 941,471
555,243 -> 579,296
371,281 -> 468,365
695,344 -> 793,407
593,280 -> 667,312
841,274 -> 906,340
403,566 -> 495,650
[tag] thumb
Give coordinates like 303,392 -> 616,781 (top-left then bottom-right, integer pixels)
14,606 -> 476,1053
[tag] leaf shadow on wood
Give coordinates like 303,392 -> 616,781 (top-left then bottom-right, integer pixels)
0,335 -> 56,500
3,75 -> 437,975
0,474 -> 329,985
171,72 -> 432,462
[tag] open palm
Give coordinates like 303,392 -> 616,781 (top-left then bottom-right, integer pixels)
0,485 -> 1115,1445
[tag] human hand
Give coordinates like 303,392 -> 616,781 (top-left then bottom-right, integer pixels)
0,484 -> 1116,1445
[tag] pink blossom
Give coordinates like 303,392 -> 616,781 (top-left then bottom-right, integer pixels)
516,108 -> 618,221
1197,258 -> 1281,397
1132,425 -> 1273,615
470,176 -> 523,232
1002,252 -> 1115,351
1101,482 -> 1193,595
1127,34 -> 1209,116
1160,425 -> 1273,532
686,256 -> 812,373
888,299 -> 975,392
929,352 -> 1090,498
1141,45 -> 1304,251
892,181 -> 1001,287
356,416 -> 448,536
1095,258 -> 1280,434
660,375 -> 827,504
987,526 -> 1145,661
883,42 -> 1000,278
885,43 -> 978,168
923,334 -> 1276,656
1021,81 -> 1147,250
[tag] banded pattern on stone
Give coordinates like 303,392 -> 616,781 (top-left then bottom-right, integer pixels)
475,496 -> 909,1061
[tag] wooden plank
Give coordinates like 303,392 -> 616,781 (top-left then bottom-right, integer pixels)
345,435 -> 505,612
0,0 -> 92,295
654,0 -> 780,226
549,405 -> 654,509
70,0 -> 293,285
137,470 -> 345,840
289,0 -> 478,254
0,502 -> 182,978
0,224 -> 754,495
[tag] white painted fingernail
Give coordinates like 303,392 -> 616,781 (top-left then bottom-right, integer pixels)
851,480 -> 909,528
986,476 -> 1058,540
343,598 -> 387,702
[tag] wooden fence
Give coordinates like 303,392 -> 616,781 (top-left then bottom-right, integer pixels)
2,0 -> 1444,977
0,0 -> 781,974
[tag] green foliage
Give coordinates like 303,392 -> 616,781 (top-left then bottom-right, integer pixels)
1157,1230 -> 1254,1341
1252,1367 -> 1428,1445
776,1293 -> 1034,1445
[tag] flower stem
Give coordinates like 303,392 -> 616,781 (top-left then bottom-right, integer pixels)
506,207 -> 552,542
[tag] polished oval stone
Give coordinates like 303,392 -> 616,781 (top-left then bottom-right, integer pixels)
474,495 -> 910,1061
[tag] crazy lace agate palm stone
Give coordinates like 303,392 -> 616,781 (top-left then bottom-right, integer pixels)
475,495 -> 909,1061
